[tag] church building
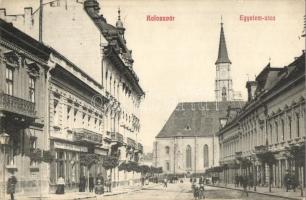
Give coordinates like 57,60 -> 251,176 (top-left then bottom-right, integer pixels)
153,20 -> 244,175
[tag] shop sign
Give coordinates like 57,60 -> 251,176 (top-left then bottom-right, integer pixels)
94,148 -> 108,156
54,141 -> 88,152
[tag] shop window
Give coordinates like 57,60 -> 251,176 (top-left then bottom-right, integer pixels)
56,151 -> 65,178
30,137 -> 38,167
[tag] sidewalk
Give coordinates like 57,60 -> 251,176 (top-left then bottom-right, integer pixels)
14,183 -> 159,200
207,183 -> 305,200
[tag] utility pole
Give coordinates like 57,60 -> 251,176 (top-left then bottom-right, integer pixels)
39,0 -> 43,42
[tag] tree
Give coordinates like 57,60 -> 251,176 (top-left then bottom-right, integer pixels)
285,143 -> 305,196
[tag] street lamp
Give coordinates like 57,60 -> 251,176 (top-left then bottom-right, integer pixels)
0,132 -> 10,200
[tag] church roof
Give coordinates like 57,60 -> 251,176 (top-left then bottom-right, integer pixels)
156,101 -> 244,138
215,22 -> 231,65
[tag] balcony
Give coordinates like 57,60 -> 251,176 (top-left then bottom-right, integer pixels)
127,137 -> 136,148
110,132 -> 123,144
0,93 -> 36,118
235,151 -> 242,159
254,145 -> 268,154
73,128 -> 102,145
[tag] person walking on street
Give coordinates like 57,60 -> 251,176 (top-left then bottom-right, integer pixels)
284,170 -> 291,192
56,176 -> 65,194
79,175 -> 86,192
163,177 -> 168,188
89,174 -> 94,192
7,173 -> 17,200
242,175 -> 248,197
234,174 -> 239,187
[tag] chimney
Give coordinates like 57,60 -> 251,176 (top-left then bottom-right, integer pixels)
24,7 -> 33,30
246,81 -> 257,101
0,8 -> 6,19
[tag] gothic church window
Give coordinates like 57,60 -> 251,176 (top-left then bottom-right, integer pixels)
186,145 -> 192,169
204,145 -> 209,167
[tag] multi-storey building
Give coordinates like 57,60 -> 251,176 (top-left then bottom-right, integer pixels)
0,19 -> 51,196
217,52 -> 305,188
48,48 -> 108,192
0,0 -> 145,189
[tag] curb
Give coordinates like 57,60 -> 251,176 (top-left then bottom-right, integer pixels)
206,184 -> 304,200
102,184 -> 159,197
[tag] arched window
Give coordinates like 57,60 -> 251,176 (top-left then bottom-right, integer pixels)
186,145 -> 192,169
203,144 -> 209,167
281,119 -> 285,141
165,146 -> 170,154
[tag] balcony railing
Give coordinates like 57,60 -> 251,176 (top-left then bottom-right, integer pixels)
0,92 -> 36,118
127,137 -> 136,148
235,151 -> 242,159
254,145 -> 268,154
110,132 -> 123,143
73,128 -> 102,145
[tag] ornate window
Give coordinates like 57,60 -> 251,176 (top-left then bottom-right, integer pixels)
29,76 -> 35,103
281,119 -> 285,141
288,117 -> 292,139
165,146 -> 170,154
296,114 -> 300,137
186,145 -> 192,169
204,144 -> 209,167
275,122 -> 278,142
5,67 -> 13,95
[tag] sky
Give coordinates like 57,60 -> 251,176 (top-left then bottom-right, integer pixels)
1,0 -> 305,153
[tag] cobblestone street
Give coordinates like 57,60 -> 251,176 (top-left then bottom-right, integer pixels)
102,182 -> 290,200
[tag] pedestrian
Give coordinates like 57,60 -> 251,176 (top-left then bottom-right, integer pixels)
89,174 -> 94,192
248,173 -> 254,190
199,183 -> 205,199
163,177 -> 168,188
95,179 -> 104,195
79,175 -> 86,192
234,174 -> 239,187
56,176 -> 65,194
106,176 -> 112,192
284,170 -> 290,192
96,173 -> 104,186
7,173 -> 17,200
242,176 -> 248,197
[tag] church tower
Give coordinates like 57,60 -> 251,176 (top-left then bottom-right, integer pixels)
215,19 -> 233,102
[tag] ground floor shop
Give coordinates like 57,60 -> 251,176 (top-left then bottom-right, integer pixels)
49,140 -> 109,192
218,157 -> 305,189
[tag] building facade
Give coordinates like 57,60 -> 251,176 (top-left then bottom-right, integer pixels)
0,0 -> 145,194
217,52 -> 305,188
47,49 -> 109,192
0,19 -> 51,196
153,21 -> 244,176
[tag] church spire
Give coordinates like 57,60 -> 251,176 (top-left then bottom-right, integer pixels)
215,18 -> 231,65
